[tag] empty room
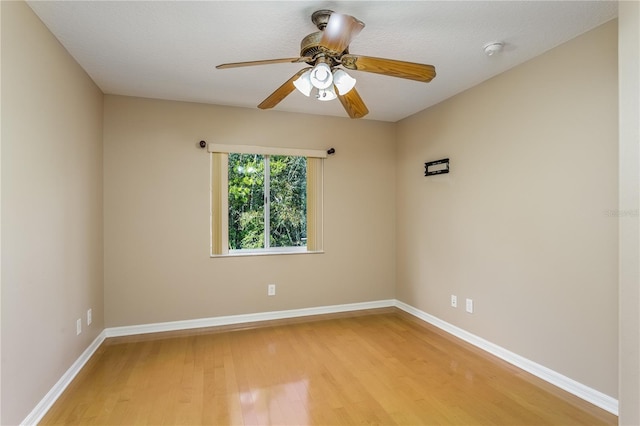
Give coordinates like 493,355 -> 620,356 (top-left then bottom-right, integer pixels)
1,1 -> 639,425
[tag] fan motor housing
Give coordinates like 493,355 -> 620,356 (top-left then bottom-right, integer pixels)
300,32 -> 323,59
300,31 -> 345,66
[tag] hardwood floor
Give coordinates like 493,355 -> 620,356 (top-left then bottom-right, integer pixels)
40,309 -> 616,425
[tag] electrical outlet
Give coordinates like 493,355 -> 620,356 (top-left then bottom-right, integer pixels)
76,318 -> 82,335
267,284 -> 276,296
87,308 -> 92,326
466,298 -> 474,314
451,295 -> 457,308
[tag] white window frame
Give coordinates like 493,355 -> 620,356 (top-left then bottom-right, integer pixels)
209,144 -> 325,257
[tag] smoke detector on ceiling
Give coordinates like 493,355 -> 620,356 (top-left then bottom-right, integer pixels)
483,42 -> 505,56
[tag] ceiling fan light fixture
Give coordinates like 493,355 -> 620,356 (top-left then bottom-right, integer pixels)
309,62 -> 333,89
333,69 -> 356,95
316,86 -> 337,101
293,70 -> 313,96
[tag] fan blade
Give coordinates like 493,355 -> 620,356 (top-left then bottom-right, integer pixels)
320,13 -> 365,55
341,54 -> 436,83
258,68 -> 311,110
216,57 -> 310,69
338,87 -> 369,119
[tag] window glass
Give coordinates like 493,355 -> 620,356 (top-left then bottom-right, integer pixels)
228,153 -> 265,250
269,155 -> 307,248
227,154 -> 307,251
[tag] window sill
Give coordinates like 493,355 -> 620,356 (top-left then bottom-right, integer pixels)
210,250 -> 324,258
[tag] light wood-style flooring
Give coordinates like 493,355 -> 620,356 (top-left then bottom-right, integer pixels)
40,309 -> 616,425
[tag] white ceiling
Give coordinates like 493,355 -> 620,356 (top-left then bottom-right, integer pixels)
27,1 -> 617,122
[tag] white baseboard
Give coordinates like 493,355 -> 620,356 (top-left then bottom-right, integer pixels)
394,300 -> 619,416
21,331 -> 107,426
104,299 -> 396,337
23,298 -> 618,425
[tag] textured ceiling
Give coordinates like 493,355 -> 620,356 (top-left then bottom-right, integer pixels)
27,1 -> 617,122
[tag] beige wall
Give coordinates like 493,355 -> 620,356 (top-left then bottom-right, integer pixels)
0,2 -> 104,424
396,20 -> 619,398
103,96 -> 396,327
618,2 -> 640,424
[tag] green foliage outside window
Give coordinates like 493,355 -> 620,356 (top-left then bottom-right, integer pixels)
228,153 -> 306,250
228,153 -> 265,249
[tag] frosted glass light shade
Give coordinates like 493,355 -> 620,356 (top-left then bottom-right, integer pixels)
309,63 -> 333,89
293,70 -> 313,96
316,86 -> 337,101
333,69 -> 356,95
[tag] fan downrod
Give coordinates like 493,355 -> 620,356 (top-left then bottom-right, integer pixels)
311,9 -> 333,30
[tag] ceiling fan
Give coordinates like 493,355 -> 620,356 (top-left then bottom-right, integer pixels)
216,10 -> 436,119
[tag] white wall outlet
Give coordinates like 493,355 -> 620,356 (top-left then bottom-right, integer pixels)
466,298 -> 474,313
87,308 -> 92,326
267,284 -> 276,296
451,295 -> 457,308
76,318 -> 82,335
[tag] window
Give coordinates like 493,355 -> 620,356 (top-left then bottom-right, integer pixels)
210,144 -> 325,256
228,153 -> 306,250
